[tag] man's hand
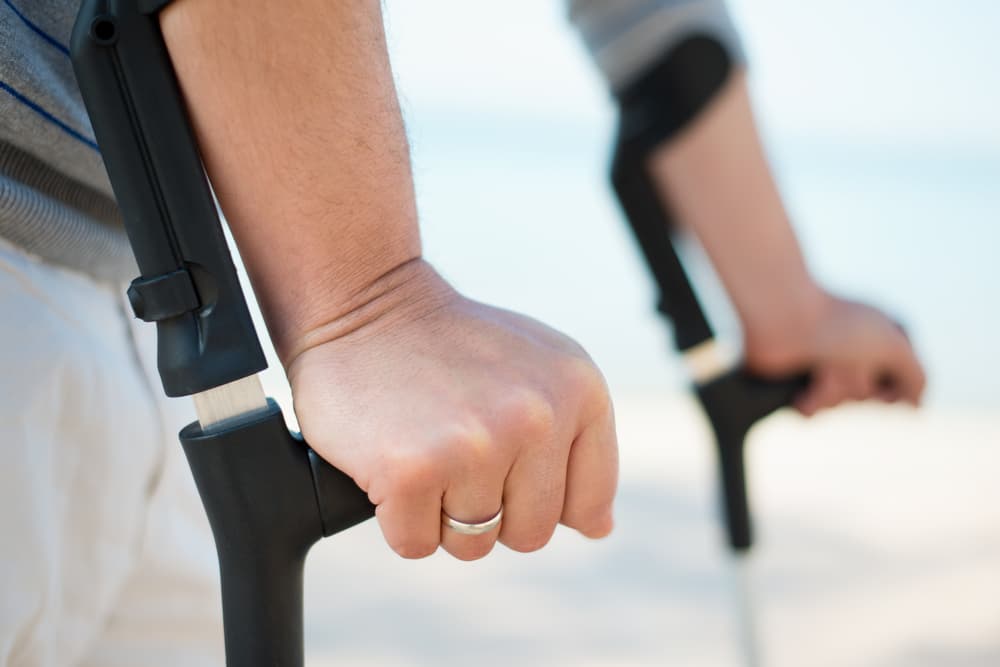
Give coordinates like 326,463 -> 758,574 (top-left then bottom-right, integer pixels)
286,261 -> 618,561
744,294 -> 926,416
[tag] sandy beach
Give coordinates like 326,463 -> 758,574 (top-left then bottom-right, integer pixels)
296,393 -> 1000,666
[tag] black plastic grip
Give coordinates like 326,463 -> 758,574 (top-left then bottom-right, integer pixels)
71,0 -> 267,396
180,402 -> 374,666
697,370 -> 810,551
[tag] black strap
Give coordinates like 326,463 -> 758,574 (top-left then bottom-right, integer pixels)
616,34 -> 734,149
610,35 -> 734,352
127,268 -> 200,321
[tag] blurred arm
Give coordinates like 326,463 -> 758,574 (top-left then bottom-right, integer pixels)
647,69 -> 823,367
571,0 -> 925,412
648,70 -> 925,412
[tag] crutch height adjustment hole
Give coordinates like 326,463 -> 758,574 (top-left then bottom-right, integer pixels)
90,16 -> 118,46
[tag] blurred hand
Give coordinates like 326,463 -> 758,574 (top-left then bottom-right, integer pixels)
286,260 -> 618,561
745,293 -> 927,417
648,71 -> 926,416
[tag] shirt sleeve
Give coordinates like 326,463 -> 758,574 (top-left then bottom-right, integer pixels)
567,0 -> 746,94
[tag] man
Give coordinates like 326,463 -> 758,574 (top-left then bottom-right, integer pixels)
0,0 -> 924,664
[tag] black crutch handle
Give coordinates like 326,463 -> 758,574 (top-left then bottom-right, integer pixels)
696,369 -> 811,552
699,361 -> 903,551
180,402 -> 374,667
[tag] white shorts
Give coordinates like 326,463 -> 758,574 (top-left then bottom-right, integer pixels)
0,239 -> 223,667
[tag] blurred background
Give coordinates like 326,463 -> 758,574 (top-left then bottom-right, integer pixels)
249,1 -> 999,664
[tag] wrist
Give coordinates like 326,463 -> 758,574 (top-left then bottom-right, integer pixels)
279,257 -> 456,371
742,281 -> 834,374
241,216 -> 422,365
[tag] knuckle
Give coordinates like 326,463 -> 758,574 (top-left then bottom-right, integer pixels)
559,334 -> 591,361
376,448 -> 439,495
561,355 -> 609,403
442,418 -> 495,466
560,351 -> 596,382
501,388 -> 556,439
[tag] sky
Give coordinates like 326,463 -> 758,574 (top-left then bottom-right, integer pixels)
383,0 -> 1000,152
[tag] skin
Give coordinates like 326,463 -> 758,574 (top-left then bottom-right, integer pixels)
650,71 -> 926,415
159,0 -> 617,562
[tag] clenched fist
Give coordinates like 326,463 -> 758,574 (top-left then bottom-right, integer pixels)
286,260 -> 619,561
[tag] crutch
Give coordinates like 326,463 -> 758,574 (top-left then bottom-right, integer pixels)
70,2 -> 375,665
609,37 -> 810,667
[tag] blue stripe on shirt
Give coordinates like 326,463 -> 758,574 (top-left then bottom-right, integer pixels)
2,0 -> 71,57
0,79 -> 99,151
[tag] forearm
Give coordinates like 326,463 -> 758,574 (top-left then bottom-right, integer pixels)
160,0 -> 420,364
572,2 -> 924,405
648,70 -> 827,365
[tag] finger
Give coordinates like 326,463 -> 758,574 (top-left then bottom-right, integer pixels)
440,470 -> 506,562
375,493 -> 441,560
876,379 -> 903,403
883,332 -> 927,406
370,452 -> 443,560
846,366 -> 876,402
497,435 -> 569,554
796,369 -> 851,417
560,407 -> 619,539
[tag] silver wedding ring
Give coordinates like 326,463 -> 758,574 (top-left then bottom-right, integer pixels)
441,505 -> 504,536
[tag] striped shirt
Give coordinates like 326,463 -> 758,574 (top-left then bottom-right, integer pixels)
568,0 -> 744,93
0,0 -> 132,282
